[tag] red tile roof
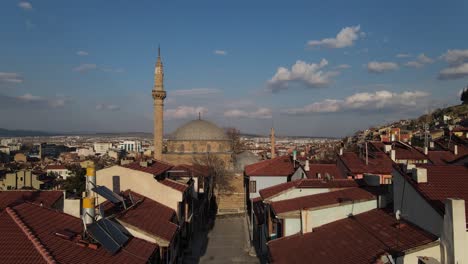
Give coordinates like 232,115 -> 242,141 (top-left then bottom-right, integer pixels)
338,151 -> 393,175
305,163 -> 343,179
1,203 -> 158,263
245,155 -> 295,177
160,178 -> 189,192
271,187 -> 375,215
170,164 -> 210,178
122,160 -> 173,175
0,191 -> 63,210
372,141 -> 427,161
113,191 -> 178,242
0,210 -> 46,263
427,151 -> 456,165
268,209 -> 437,264
396,164 -> 468,224
259,179 -> 360,200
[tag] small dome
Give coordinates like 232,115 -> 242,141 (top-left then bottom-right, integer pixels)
170,119 -> 228,141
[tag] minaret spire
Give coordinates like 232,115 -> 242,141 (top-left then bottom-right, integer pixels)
270,127 -> 276,159
152,47 -> 166,160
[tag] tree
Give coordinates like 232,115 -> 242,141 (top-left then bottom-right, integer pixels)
225,127 -> 244,154
63,164 -> 86,195
193,153 -> 233,193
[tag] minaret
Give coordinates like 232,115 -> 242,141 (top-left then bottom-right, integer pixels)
152,47 -> 166,160
270,127 -> 276,159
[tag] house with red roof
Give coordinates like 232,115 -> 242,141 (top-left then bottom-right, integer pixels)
337,150 -> 394,184
0,202 -> 160,263
45,164 -> 71,179
244,155 -> 304,200
101,190 -> 180,263
267,209 -> 439,264
96,159 -> 206,253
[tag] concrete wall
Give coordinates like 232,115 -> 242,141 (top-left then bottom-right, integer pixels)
270,188 -> 330,202
96,166 -> 183,212
395,242 -> 440,264
283,218 -> 301,236
303,199 -> 377,232
249,176 -> 287,199
392,169 -> 443,236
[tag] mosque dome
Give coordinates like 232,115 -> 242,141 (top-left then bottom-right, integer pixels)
170,119 -> 229,141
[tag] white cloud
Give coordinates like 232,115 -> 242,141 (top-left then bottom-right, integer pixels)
165,106 -> 208,120
438,63 -> 468,80
76,50 -> 89,56
172,88 -> 221,96
396,53 -> 411,58
283,90 -> 429,115
308,25 -> 362,49
367,61 -> 399,73
224,107 -> 272,119
48,97 -> 69,108
335,64 -> 351,69
405,53 -> 433,68
17,93 -> 43,102
440,49 -> 468,66
0,72 -> 23,84
73,64 -> 97,72
268,59 -> 339,92
18,1 -> 32,10
96,104 -> 120,111
214,50 -> 227,55
438,49 -> 468,80
101,67 -> 125,73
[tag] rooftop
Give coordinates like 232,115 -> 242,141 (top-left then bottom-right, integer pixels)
338,151 -> 393,175
103,190 -> 178,242
0,202 -> 158,263
259,178 -> 359,200
271,187 -> 375,215
396,164 -> 468,224
122,160 -> 173,176
169,119 -> 228,141
268,209 -> 437,264
305,163 -> 343,179
245,155 -> 295,177
0,190 -> 63,211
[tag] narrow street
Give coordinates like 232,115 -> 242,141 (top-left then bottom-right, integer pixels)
183,215 -> 259,264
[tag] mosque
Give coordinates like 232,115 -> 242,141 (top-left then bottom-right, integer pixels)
151,49 -> 233,167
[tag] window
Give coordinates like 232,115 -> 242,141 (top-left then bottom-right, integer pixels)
249,181 -> 256,193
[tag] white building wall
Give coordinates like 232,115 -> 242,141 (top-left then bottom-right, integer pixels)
270,188 -> 330,202
393,169 -> 443,236
395,242 -> 440,264
96,166 -> 183,212
249,176 -> 287,199
283,218 -> 301,236
304,199 -> 377,232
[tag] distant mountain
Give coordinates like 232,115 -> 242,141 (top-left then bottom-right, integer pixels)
0,128 -> 57,137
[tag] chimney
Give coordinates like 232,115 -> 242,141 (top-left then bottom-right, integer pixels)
86,164 -> 96,195
454,145 -> 458,156
411,167 -> 427,183
424,147 -> 428,155
391,134 -> 396,142
390,149 -> 396,161
270,127 -> 276,159
304,160 -> 310,172
384,144 -> 392,153
339,148 -> 343,156
441,198 -> 467,264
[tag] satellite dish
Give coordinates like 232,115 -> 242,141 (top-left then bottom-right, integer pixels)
395,210 -> 401,221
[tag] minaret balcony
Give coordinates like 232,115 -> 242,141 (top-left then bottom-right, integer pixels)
152,90 -> 167,100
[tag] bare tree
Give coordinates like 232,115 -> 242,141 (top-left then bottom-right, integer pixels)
225,127 -> 244,154
193,153 -> 233,193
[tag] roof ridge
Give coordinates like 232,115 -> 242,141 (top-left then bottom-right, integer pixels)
6,207 -> 57,264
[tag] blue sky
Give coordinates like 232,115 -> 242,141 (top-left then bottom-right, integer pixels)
1,0 -> 467,137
